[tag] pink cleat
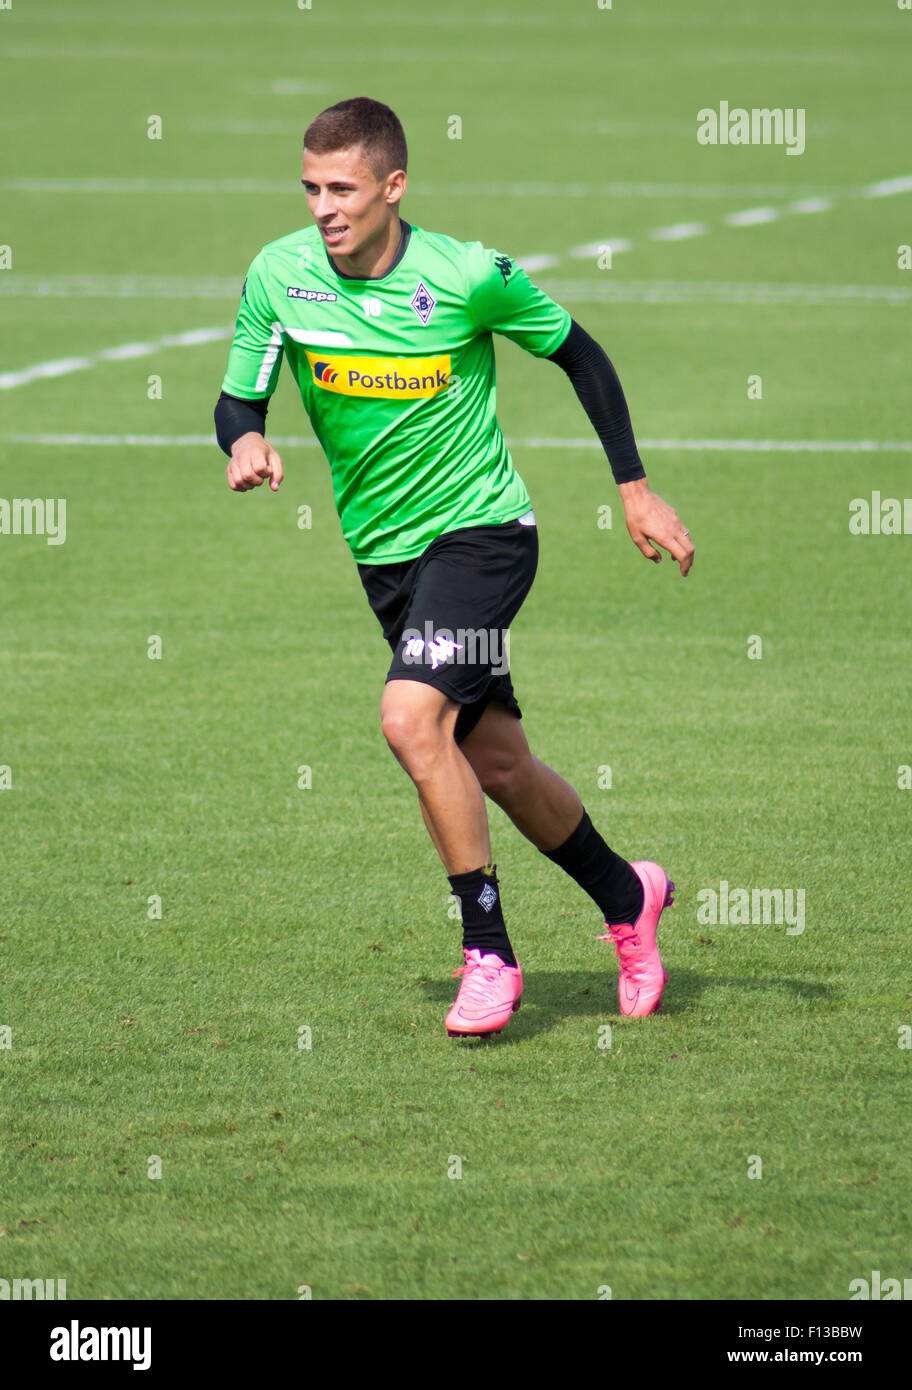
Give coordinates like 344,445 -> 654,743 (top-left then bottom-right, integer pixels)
445,949 -> 523,1037
596,861 -> 674,1017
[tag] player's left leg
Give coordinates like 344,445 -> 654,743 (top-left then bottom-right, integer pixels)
461,702 -> 674,1016
459,700 -> 583,852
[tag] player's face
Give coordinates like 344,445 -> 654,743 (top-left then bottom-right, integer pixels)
301,145 -> 402,257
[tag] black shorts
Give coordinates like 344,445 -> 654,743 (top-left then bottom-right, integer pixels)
357,516 -> 539,744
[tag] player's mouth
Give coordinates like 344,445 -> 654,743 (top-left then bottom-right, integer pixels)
321,225 -> 349,244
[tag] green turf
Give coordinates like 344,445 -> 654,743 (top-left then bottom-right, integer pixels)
1,0 -> 911,1300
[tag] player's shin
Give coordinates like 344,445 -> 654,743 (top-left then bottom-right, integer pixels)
447,863 -> 517,968
542,810 -> 644,925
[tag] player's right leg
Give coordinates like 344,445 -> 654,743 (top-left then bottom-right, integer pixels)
379,677 -> 489,874
379,678 -> 523,1037
460,703 -> 673,1016
359,520 -> 538,1037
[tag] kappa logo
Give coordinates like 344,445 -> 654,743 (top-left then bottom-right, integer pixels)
410,280 -> 436,325
287,286 -> 338,302
494,254 -> 513,285
402,634 -> 464,670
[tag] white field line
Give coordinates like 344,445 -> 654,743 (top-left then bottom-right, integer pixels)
2,171 -> 909,390
0,327 -> 231,390
569,239 -> 632,259
20,269 -> 796,299
3,276 -> 908,306
1,274 -> 909,393
4,177 -> 302,195
7,434 -> 912,454
0,177 -> 873,198
530,280 -> 912,305
5,175 -> 911,200
1,170 -> 907,292
1,276 -> 909,392
0,276 -> 243,299
517,438 -> 912,453
865,175 -> 912,198
537,171 -> 911,269
724,207 -> 780,226
514,254 -> 559,273
648,222 -> 709,241
788,197 -> 833,213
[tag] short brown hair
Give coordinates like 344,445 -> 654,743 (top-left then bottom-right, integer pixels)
304,97 -> 407,181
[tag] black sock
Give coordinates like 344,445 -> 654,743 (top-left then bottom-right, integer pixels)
447,862 -> 517,968
542,811 -> 644,925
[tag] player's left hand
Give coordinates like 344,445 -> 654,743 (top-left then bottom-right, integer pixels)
618,478 -> 694,577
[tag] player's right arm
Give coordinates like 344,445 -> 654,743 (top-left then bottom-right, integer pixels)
221,416 -> 285,493
214,251 -> 285,493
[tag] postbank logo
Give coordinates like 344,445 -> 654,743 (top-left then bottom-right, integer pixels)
306,352 -> 452,399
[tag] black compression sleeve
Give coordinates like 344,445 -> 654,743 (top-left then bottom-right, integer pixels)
546,319 -> 647,485
214,391 -> 270,457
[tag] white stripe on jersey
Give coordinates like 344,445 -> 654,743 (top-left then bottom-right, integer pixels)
281,325 -> 355,348
255,325 -> 284,392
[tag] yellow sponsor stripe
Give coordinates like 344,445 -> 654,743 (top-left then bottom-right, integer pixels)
306,351 -> 452,400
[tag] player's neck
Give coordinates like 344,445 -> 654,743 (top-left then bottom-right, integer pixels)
330,214 -> 403,280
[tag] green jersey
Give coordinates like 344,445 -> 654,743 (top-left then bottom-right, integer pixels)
221,220 -> 571,563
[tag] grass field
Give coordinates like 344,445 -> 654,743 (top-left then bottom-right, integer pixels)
1,0 -> 911,1302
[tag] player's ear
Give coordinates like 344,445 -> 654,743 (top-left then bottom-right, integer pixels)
386,170 -> 407,204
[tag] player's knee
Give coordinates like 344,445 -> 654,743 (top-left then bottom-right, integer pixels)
380,702 -> 446,775
476,752 -> 530,806
379,703 -> 409,756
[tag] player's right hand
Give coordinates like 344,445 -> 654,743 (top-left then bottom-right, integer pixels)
226,433 -> 284,493
618,477 -> 694,577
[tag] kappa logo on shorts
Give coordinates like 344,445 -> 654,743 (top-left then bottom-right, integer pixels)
305,350 -> 452,399
402,633 -> 463,669
400,623 -> 510,677
287,286 -> 338,301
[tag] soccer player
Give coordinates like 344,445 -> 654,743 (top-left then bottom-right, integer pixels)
214,97 -> 694,1037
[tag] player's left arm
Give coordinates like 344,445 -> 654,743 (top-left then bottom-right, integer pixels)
467,245 -> 693,576
546,320 -> 694,577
